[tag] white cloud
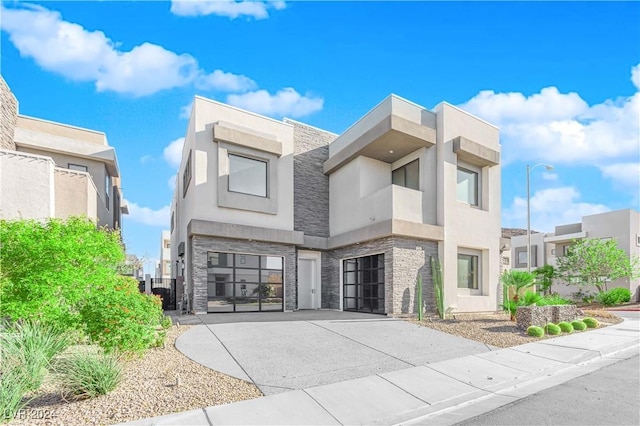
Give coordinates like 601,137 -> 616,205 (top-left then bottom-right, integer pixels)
170,0 -> 286,19
180,102 -> 193,119
0,4 -> 263,97
125,201 -> 171,227
227,88 -> 323,118
459,64 -> 640,184
140,155 -> 154,164
503,186 -> 609,233
541,172 -> 558,181
167,175 -> 177,191
196,69 -> 257,92
600,162 -> 640,190
163,138 -> 185,169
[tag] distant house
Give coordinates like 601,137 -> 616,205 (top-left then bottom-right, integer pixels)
0,75 -> 128,229
510,209 -> 640,301
170,94 -> 501,315
158,230 -> 171,279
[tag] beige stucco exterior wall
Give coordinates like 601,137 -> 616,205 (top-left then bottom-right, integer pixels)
17,116 -> 106,146
53,168 -> 98,221
0,150 -> 55,219
436,102 -> 501,313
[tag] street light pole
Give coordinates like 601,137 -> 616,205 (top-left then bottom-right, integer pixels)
527,164 -> 554,273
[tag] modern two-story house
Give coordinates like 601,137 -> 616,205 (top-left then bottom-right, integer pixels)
170,94 -> 501,315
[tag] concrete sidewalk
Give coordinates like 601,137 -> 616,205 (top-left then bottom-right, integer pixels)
121,313 -> 639,426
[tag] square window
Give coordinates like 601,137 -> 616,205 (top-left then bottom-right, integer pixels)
228,154 -> 267,197
392,159 -> 419,190
457,253 -> 478,290
456,167 -> 478,206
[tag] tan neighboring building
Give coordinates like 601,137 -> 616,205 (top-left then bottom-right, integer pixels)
0,75 -> 128,229
158,230 -> 171,279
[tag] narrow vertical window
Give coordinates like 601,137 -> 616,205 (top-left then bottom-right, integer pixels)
456,167 -> 478,206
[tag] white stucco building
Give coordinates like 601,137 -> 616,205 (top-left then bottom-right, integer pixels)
510,209 -> 640,301
171,94 -> 501,315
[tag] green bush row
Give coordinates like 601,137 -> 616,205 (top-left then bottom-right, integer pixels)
526,317 -> 599,338
595,288 -> 631,307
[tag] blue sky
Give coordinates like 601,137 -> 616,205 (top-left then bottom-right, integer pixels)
2,1 -> 639,273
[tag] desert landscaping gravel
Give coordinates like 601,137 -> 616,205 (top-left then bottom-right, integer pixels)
8,309 -> 624,426
8,325 -> 262,426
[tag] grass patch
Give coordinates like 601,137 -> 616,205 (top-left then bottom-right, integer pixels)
55,348 -> 123,399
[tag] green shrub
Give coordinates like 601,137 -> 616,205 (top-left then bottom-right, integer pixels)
161,315 -> 173,330
557,321 -> 574,333
56,349 -> 122,399
596,288 -> 632,306
0,320 -> 70,392
537,294 -> 572,306
522,290 -> 542,306
0,368 -> 33,422
80,276 -> 164,354
545,323 -> 562,335
527,326 -> 545,337
572,320 -> 587,331
583,317 -> 599,328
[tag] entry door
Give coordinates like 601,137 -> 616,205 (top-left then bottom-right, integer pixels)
298,258 -> 317,309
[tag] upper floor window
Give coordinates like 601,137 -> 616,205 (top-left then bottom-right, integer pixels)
104,171 -> 111,210
228,154 -> 267,198
392,159 -> 419,190
183,150 -> 192,197
68,163 -> 87,172
456,166 -> 478,206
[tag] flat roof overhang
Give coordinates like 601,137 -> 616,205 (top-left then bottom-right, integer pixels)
323,114 -> 436,174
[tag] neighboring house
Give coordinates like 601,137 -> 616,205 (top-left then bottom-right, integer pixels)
510,209 -> 640,301
158,230 -> 171,279
0,76 -> 128,229
171,94 -> 501,315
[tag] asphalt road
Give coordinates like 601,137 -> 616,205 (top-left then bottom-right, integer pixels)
456,354 -> 640,426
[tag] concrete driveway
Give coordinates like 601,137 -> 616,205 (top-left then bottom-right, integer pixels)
175,311 -> 496,395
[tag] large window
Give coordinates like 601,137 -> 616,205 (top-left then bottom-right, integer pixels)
456,166 -> 478,206
392,159 -> 419,190
343,254 -> 385,314
228,154 -> 267,197
457,253 -> 478,290
206,252 -> 283,313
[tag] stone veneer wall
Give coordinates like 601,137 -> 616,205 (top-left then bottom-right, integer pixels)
323,237 -> 438,315
287,119 -> 335,238
516,305 -> 578,329
0,75 -> 17,151
190,236 -> 297,313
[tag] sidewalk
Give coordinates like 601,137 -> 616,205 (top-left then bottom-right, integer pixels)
121,314 -> 639,426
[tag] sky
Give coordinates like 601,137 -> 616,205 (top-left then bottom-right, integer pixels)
1,1 -> 639,274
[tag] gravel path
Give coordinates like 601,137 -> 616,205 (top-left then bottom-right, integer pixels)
8,309 -> 624,425
8,325 -> 262,426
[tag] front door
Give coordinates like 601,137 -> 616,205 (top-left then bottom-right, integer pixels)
298,258 -> 317,309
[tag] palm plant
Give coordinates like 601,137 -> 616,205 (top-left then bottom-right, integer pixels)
501,270 -> 536,320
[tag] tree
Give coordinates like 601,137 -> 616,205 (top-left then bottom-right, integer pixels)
533,265 -> 557,296
500,270 -> 536,320
556,238 -> 640,293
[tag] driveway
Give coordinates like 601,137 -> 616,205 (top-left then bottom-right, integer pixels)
175,311 -> 496,395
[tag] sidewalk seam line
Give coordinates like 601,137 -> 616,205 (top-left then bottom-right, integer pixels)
202,408 -> 213,426
302,389 -> 344,425
376,374 -> 432,406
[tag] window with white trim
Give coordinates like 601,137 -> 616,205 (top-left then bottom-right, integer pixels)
68,163 -> 87,172
456,166 -> 478,206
